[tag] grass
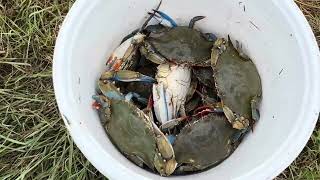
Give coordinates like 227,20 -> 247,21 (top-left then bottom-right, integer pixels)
0,0 -> 319,179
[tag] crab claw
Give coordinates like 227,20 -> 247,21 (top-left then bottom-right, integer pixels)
106,33 -> 146,71
140,42 -> 168,64
100,70 -> 155,83
151,9 -> 177,27
189,16 -> 205,28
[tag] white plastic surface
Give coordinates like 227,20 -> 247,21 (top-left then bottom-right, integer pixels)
53,0 -> 320,179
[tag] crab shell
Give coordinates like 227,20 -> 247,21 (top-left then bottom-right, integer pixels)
212,37 -> 262,129
103,99 -> 177,176
144,26 -> 213,66
173,114 -> 238,172
97,80 -> 177,176
105,99 -> 156,168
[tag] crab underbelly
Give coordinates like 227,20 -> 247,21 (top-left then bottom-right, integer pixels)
153,64 -> 191,124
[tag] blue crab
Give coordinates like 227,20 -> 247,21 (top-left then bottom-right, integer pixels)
173,113 -> 239,172
140,16 -> 215,66
211,37 -> 262,130
138,16 -> 218,126
93,79 -> 177,176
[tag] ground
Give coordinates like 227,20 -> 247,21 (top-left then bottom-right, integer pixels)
0,0 -> 319,179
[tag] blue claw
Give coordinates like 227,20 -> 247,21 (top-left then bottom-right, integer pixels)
125,92 -> 148,104
97,80 -> 149,104
153,10 -> 177,27
100,70 -> 156,83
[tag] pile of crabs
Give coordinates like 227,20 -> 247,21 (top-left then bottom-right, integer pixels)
92,4 -> 262,177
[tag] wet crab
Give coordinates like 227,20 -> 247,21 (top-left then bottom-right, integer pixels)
211,37 -> 262,130
140,16 -> 214,66
93,79 -> 177,176
173,113 -> 239,172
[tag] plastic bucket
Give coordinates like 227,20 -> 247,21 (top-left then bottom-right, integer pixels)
53,0 -> 320,179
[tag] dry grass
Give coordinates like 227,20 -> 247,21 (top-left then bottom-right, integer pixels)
0,0 -> 319,179
275,1 -> 320,179
0,0 -> 104,179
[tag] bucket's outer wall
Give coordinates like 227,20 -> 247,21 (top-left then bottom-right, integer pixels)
53,0 -> 320,179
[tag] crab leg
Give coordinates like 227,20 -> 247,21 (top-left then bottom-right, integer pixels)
161,106 -> 224,131
98,79 -> 149,104
193,105 -> 224,115
139,0 -> 162,31
189,16 -> 205,28
161,105 -> 225,131
125,92 -> 148,104
120,29 -> 139,44
100,70 -> 155,83
195,90 -> 217,105
231,128 -> 249,143
151,9 -> 177,27
251,96 -> 261,122
160,116 -> 189,131
140,43 -> 168,64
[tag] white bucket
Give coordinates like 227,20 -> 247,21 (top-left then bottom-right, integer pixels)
53,0 -> 320,179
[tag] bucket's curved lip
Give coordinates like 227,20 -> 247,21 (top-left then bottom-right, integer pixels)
53,0 -> 320,179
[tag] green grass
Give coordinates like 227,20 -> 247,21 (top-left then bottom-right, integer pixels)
0,0 -> 319,179
0,0 -> 104,179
